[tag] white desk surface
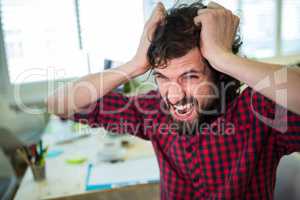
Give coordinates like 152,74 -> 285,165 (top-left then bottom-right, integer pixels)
14,119 -> 156,200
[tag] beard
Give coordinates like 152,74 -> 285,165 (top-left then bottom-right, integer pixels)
165,95 -> 220,136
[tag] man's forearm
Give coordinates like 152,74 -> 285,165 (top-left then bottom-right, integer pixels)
46,2 -> 166,118
214,53 -> 300,115
46,61 -> 144,117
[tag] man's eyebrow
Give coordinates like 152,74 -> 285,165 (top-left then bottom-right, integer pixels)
152,67 -> 206,78
152,71 -> 167,77
179,69 -> 204,77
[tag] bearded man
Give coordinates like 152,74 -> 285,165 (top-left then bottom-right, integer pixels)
47,2 -> 300,199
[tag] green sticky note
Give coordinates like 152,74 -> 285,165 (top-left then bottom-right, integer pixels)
65,157 -> 87,164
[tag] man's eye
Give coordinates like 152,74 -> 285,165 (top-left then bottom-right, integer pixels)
184,75 -> 199,79
155,75 -> 167,80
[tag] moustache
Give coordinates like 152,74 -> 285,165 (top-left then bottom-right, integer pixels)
165,95 -> 199,110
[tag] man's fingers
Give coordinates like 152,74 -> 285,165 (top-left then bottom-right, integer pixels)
151,2 -> 166,19
154,2 -> 166,15
194,9 -> 212,25
157,2 -> 166,11
145,2 -> 166,41
195,3 -> 238,27
197,8 -> 210,15
207,1 -> 225,9
194,14 -> 203,26
145,2 -> 165,29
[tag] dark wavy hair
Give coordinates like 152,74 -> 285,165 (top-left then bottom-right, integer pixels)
147,1 -> 243,106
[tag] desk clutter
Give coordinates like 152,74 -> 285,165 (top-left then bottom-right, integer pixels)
14,116 -> 157,200
16,141 -> 48,181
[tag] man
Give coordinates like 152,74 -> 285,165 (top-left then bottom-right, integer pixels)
47,1 -> 300,199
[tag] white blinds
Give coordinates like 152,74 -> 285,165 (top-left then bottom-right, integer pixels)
281,0 -> 300,54
79,0 -> 144,73
1,0 -> 88,83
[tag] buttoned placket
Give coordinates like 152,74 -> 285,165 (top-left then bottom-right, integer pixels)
180,135 -> 207,194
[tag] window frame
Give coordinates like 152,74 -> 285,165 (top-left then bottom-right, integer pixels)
0,7 -> 11,99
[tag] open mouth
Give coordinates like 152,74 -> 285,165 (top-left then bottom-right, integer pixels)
172,102 -> 196,121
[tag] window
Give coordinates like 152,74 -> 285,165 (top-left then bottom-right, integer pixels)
79,0 -> 144,73
240,0 -> 276,58
281,0 -> 300,54
210,0 -> 300,58
1,0 -> 300,87
1,0 -> 88,84
1,0 -> 147,84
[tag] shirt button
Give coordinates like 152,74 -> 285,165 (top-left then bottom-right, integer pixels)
194,175 -> 200,182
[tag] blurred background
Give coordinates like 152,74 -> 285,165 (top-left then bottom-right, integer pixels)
0,0 -> 300,200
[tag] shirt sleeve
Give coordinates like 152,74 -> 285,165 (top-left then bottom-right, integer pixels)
246,87 -> 300,155
273,107 -> 300,155
71,90 -> 160,140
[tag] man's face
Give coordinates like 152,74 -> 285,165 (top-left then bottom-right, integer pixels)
153,48 -> 218,128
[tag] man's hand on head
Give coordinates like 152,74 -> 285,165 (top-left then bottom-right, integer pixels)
193,2 -> 240,72
131,2 -> 166,76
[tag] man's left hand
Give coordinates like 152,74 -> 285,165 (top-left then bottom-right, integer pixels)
193,2 -> 240,71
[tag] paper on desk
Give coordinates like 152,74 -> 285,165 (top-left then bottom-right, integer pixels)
86,157 -> 160,191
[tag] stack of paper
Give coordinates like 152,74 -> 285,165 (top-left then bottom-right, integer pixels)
85,157 -> 160,191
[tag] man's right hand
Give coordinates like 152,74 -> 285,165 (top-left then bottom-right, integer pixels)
131,2 -> 166,75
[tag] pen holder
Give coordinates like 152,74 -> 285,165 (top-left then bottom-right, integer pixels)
30,163 -> 46,182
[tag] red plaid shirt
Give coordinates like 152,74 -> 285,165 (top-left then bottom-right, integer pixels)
73,87 -> 300,200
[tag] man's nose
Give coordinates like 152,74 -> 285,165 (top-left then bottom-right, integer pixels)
167,82 -> 185,105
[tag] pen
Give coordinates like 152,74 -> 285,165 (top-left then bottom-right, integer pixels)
39,140 -> 43,155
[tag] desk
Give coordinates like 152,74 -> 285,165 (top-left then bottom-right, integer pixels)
14,119 -> 159,200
